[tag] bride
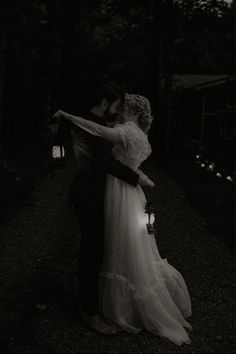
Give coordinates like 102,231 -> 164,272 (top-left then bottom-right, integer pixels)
53,93 -> 192,346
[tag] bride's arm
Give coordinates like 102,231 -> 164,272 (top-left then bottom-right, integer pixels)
53,110 -> 121,144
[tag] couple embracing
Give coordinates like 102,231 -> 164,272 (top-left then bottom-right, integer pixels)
53,84 -> 192,346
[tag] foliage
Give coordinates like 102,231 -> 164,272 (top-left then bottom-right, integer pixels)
172,0 -> 235,73
69,0 -> 154,106
0,0 -> 234,145
3,0 -> 63,143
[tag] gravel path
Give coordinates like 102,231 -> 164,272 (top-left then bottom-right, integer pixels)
0,159 -> 235,354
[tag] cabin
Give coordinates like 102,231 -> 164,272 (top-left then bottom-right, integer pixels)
172,74 -> 235,168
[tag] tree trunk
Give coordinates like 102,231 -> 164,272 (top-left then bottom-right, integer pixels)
149,0 -> 164,152
0,1 -> 7,159
61,0 -> 82,112
162,0 -> 174,153
152,0 -> 174,154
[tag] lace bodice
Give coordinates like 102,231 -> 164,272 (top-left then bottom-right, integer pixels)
111,121 -> 152,171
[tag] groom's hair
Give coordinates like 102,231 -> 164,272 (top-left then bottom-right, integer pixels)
91,83 -> 124,106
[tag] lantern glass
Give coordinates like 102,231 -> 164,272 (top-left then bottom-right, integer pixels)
144,212 -> 149,225
144,212 -> 155,225
150,213 -> 155,224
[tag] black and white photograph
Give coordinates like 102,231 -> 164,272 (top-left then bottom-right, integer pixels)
0,0 -> 235,353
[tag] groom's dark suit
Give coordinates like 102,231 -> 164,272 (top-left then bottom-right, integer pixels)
69,111 -> 139,316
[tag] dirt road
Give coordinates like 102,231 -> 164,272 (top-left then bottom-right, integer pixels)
0,160 -> 235,353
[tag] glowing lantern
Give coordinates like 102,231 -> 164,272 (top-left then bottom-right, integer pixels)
52,145 -> 65,164
144,202 -> 155,234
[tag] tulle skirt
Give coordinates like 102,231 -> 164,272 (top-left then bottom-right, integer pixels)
99,175 -> 192,346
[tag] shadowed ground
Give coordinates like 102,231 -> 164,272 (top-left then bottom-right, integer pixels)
0,157 -> 235,354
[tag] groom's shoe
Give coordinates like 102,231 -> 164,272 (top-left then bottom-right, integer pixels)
78,306 -> 117,335
89,315 -> 118,335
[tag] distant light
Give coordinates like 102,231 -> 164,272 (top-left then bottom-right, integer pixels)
226,176 -> 233,182
196,155 -> 200,159
216,172 -> 222,178
201,163 -> 205,168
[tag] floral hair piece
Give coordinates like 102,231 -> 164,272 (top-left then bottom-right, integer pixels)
124,93 -> 153,133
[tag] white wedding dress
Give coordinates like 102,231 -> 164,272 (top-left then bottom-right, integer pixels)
99,121 -> 192,346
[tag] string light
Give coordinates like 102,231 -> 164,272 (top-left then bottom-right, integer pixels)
195,153 -> 235,184
207,162 -> 215,172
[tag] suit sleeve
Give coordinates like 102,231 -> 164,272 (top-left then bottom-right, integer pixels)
104,153 -> 139,187
64,112 -> 139,186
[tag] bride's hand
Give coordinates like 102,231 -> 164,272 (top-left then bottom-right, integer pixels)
146,179 -> 155,188
138,173 -> 155,188
142,178 -> 155,188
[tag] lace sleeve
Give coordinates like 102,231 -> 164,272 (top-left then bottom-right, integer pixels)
114,122 -> 151,161
62,112 -> 121,144
113,124 -> 128,148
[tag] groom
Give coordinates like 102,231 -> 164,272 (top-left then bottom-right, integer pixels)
63,83 -> 151,334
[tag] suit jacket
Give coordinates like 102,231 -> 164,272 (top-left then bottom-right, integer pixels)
68,111 -> 139,211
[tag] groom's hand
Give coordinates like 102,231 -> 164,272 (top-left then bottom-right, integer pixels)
52,110 -> 64,123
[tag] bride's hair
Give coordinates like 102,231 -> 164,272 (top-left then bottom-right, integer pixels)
124,93 -> 153,134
